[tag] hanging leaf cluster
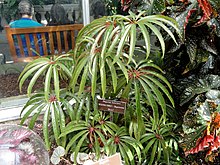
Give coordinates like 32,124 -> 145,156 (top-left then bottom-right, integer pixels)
181,87 -> 220,161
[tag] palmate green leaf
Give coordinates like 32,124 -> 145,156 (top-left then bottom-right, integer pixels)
77,17 -> 107,38
157,141 -> 162,161
61,98 -> 74,121
70,56 -> 89,92
45,65 -> 53,101
114,14 -> 132,22
120,142 -> 135,165
53,66 -> 60,101
106,27 -> 121,54
51,102 -> 61,146
159,123 -> 175,135
120,136 -> 143,163
149,140 -> 158,165
28,105 -> 44,129
106,58 -> 117,93
72,132 -> 88,164
114,24 -> 132,61
138,23 -> 151,58
74,37 -> 95,56
116,127 -> 127,136
140,133 -> 155,144
141,76 -> 167,118
100,58 -> 106,98
60,120 -> 86,134
58,63 -> 72,79
90,28 -> 106,56
27,64 -> 49,97
80,25 -> 106,40
128,119 -> 138,138
20,57 -> 50,74
76,96 -> 86,121
159,127 -> 173,136
85,96 -> 91,122
141,120 -> 178,164
78,65 -> 89,96
43,106 -> 50,149
144,15 -> 180,34
103,121 -> 118,133
94,134 -> 101,159
71,13 -> 179,102
19,54 -> 72,100
139,79 -> 159,128
91,56 -> 98,99
134,81 -> 144,139
65,129 -> 88,152
161,140 -> 169,164
21,93 -> 45,107
56,102 -> 66,147
118,144 -> 129,165
20,104 -> 41,125
142,74 -> 174,106
100,25 -> 114,59
20,93 -> 46,116
95,129 -> 107,146
143,138 -> 157,154
147,20 -> 177,45
128,24 -> 137,63
145,22 -> 165,58
55,54 -> 72,60
19,62 -> 47,92
139,14 -> 180,43
115,58 -> 129,82
138,59 -> 160,69
106,136 -> 114,153
121,80 -> 132,99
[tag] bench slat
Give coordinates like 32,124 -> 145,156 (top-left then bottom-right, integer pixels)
56,31 -> 62,54
5,27 -> 17,61
17,35 -> 25,57
33,34 -> 40,55
4,24 -> 83,63
41,33 -> 48,55
24,34 -> 32,56
48,32 -> 55,55
71,31 -> 75,50
63,31 -> 69,52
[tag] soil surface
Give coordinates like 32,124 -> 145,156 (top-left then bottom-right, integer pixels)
0,73 -> 45,98
0,73 -> 67,98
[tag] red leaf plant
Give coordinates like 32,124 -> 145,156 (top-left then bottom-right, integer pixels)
121,0 -> 132,11
185,112 -> 220,160
194,0 -> 215,26
183,0 -> 217,31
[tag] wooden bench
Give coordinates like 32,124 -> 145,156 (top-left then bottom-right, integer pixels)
5,24 -> 83,63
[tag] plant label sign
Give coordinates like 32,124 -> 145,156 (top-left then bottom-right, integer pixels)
98,99 -> 126,114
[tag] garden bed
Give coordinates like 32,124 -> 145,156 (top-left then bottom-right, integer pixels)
0,73 -> 67,98
0,73 -> 43,98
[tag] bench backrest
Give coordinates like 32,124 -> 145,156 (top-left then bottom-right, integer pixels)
5,24 -> 83,63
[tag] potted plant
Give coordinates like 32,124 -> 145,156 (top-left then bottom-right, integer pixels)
18,8 -> 182,165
